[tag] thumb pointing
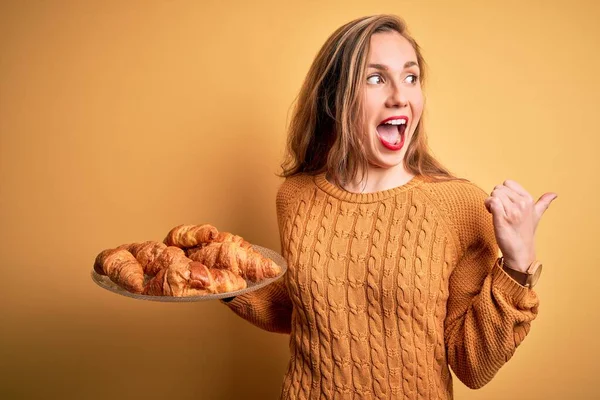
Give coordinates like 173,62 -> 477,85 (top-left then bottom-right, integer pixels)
535,192 -> 558,216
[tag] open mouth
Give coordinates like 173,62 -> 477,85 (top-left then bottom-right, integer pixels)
376,116 -> 408,150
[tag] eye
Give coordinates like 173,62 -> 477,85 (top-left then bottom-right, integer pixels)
405,74 -> 419,85
366,74 -> 384,85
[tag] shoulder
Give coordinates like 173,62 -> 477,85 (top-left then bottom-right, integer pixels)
418,176 -> 489,207
416,176 -> 497,253
417,176 -> 490,219
276,173 -> 317,213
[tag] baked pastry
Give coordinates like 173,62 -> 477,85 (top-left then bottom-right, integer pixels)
163,224 -> 219,248
95,242 -> 250,296
95,243 -> 191,293
94,248 -> 145,294
184,230 -> 253,256
94,224 -> 280,297
165,224 -> 252,252
213,231 -> 252,249
116,241 -> 168,276
143,261 -> 247,296
188,241 -> 281,282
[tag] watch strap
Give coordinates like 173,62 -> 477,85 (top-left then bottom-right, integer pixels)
499,257 -> 541,288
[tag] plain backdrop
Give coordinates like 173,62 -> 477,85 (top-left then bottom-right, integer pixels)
1,1 -> 599,399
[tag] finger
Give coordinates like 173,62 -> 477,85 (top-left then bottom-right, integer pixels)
485,196 -> 507,226
495,185 -> 537,215
492,184 -> 522,204
485,192 -> 509,217
491,189 -> 513,219
534,192 -> 558,217
502,179 -> 531,198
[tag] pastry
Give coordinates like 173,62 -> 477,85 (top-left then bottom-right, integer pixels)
163,224 -> 219,248
94,248 -> 145,294
143,261 -> 247,296
94,224 -> 280,297
116,241 -> 167,276
188,241 -> 282,282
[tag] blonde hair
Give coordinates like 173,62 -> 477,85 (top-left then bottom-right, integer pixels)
279,14 -> 463,187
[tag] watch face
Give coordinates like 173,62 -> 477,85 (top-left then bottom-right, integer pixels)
528,261 -> 542,274
528,264 -> 543,287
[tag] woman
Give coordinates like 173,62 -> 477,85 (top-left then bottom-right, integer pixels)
223,14 -> 556,399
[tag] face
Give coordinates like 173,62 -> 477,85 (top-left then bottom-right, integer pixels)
362,31 -> 424,170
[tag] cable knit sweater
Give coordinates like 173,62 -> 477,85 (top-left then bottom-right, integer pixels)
225,172 -> 539,400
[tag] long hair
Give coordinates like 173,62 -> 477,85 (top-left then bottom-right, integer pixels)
279,14 -> 462,187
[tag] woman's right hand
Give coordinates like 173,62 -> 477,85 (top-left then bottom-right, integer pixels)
221,297 -> 236,303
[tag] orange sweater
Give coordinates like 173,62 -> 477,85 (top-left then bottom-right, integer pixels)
225,172 -> 539,399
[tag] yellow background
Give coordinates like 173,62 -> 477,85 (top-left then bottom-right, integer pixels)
1,1 -> 598,399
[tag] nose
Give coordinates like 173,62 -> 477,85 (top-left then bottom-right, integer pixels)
385,83 -> 408,108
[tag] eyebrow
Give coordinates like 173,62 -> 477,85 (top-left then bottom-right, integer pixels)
367,61 -> 419,70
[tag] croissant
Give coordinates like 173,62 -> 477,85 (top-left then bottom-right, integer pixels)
94,243 -> 188,292
143,260 -> 247,296
145,246 -> 190,277
188,242 -> 281,282
116,241 -> 167,276
185,231 -> 252,257
163,224 -> 219,248
95,224 -> 280,297
214,231 -> 252,248
94,248 -> 145,293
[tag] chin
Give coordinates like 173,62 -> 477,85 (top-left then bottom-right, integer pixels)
369,154 -> 405,170
366,137 -> 411,169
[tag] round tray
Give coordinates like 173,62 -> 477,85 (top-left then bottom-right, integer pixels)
91,244 -> 287,302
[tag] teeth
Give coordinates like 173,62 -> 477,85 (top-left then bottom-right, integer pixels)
384,119 -> 407,125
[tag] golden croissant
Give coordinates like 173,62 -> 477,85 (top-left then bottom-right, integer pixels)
94,248 -> 145,294
116,241 -> 168,276
165,224 -> 252,253
213,231 -> 252,249
163,224 -> 219,248
184,231 -> 253,257
94,224 -> 281,297
144,261 -> 247,296
95,241 -> 249,296
94,242 -> 189,293
189,241 -> 281,282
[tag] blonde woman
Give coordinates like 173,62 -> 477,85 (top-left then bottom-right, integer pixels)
223,14 -> 556,400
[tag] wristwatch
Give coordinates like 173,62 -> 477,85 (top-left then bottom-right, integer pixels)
500,257 -> 543,288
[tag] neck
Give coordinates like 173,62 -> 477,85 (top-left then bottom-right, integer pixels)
333,163 -> 416,194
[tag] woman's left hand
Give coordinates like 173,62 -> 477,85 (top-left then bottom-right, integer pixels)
484,180 -> 558,272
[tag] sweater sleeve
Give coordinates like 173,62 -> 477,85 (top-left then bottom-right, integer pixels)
222,276 -> 292,334
443,182 -> 540,389
220,175 -> 306,334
